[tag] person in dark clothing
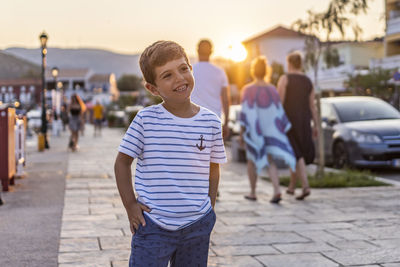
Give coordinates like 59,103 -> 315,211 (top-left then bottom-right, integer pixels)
277,51 -> 319,200
68,94 -> 86,151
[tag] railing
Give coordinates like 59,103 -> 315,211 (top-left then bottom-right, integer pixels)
387,16 -> 400,36
370,55 -> 400,70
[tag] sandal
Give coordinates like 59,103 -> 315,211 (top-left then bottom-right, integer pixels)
296,188 -> 311,200
244,195 -> 257,201
286,189 -> 295,195
270,193 -> 282,204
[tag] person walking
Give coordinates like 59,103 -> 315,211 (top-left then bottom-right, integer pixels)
92,100 -> 104,137
240,56 -> 296,204
114,41 -> 226,266
68,94 -> 86,151
191,39 -> 230,139
277,51 -> 319,200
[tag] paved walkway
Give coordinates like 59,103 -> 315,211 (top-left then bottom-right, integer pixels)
58,125 -> 400,267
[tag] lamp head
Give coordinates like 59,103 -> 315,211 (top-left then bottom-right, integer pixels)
39,31 -> 48,48
51,67 -> 59,78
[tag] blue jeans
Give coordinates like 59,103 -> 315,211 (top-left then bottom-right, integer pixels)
129,209 -> 216,267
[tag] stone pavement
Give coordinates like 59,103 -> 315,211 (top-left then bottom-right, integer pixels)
58,125 -> 400,267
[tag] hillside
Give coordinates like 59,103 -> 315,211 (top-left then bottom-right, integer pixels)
0,51 -> 41,79
4,47 -> 141,78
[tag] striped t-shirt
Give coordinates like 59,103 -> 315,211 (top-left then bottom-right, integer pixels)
118,104 -> 227,231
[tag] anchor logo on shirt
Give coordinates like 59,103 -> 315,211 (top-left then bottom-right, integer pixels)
196,135 -> 206,151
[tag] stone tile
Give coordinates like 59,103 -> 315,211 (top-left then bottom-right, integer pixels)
111,261 -> 129,267
295,230 -> 344,243
357,226 -> 400,239
211,232 -> 308,246
59,238 -> 100,252
213,223 -> 263,234
61,228 -> 123,238
100,236 -> 131,250
328,240 -> 378,250
208,256 -> 263,267
371,239 -> 400,249
382,263 -> 400,267
59,263 -> 110,267
256,253 -> 338,267
62,214 -> 117,221
327,229 -> 371,240
61,219 -> 127,231
259,222 -> 354,232
219,215 -> 305,225
58,250 -> 129,264
211,245 -> 279,256
323,247 -> 400,265
273,242 -> 337,253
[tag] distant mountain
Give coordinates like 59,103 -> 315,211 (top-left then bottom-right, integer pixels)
0,51 -> 41,79
4,47 -> 141,79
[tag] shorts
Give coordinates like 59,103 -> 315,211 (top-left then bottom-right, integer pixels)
130,209 -> 216,267
94,119 -> 102,126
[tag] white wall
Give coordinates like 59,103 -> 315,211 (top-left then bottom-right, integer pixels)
257,37 -> 306,68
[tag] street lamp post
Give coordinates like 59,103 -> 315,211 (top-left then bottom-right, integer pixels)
39,31 -> 49,149
51,67 -> 59,119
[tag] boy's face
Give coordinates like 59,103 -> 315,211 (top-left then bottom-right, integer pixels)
145,57 -> 194,105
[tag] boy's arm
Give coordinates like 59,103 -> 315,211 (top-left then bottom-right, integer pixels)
114,152 -> 150,234
208,162 -> 220,209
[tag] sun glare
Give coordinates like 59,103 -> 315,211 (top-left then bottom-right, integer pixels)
225,43 -> 247,62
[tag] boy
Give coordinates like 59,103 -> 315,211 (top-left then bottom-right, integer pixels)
114,41 -> 226,267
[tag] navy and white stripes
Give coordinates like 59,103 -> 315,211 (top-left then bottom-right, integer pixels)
118,104 -> 226,230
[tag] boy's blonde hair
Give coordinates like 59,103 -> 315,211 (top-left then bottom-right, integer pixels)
139,41 -> 191,85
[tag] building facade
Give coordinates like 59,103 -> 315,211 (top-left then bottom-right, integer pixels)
370,0 -> 400,70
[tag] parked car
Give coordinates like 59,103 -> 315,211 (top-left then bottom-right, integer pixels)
227,104 -> 242,136
321,96 -> 400,169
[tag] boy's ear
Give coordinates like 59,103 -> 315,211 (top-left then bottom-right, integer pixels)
145,82 -> 160,96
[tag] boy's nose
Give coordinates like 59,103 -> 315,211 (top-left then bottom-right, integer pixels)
176,71 -> 185,81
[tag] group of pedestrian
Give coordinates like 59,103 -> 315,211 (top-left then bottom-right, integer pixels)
114,39 -> 318,266
61,94 -> 104,151
241,52 -> 318,203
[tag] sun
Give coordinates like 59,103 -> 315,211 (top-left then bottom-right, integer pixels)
225,43 -> 247,62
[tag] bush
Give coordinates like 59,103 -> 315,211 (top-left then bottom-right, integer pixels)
262,169 -> 389,188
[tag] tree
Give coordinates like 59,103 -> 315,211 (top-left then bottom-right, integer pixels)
117,74 -> 144,92
346,67 -> 395,102
292,0 -> 369,177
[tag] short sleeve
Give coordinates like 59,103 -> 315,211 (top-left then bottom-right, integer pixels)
220,68 -> 229,88
210,120 -> 227,164
118,113 -> 144,158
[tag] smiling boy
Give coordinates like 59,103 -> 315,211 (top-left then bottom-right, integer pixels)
114,41 -> 226,266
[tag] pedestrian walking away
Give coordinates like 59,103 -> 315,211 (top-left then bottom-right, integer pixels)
114,41 -> 227,267
191,39 -> 231,140
240,56 -> 296,204
92,100 -> 104,137
68,94 -> 86,151
277,51 -> 319,200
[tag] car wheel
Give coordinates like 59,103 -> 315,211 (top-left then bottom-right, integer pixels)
333,141 -> 348,169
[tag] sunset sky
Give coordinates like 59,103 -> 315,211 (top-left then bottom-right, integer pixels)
1,0 -> 385,57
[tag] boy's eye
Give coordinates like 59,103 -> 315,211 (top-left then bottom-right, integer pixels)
181,66 -> 189,71
163,73 -> 171,79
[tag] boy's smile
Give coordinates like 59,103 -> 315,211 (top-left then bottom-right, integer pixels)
146,57 -> 194,104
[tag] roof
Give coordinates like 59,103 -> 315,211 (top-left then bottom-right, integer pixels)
0,78 -> 41,86
243,25 -> 308,44
45,68 -> 90,79
89,74 -> 111,83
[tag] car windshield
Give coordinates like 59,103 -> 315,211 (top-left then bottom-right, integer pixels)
333,99 -> 400,122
